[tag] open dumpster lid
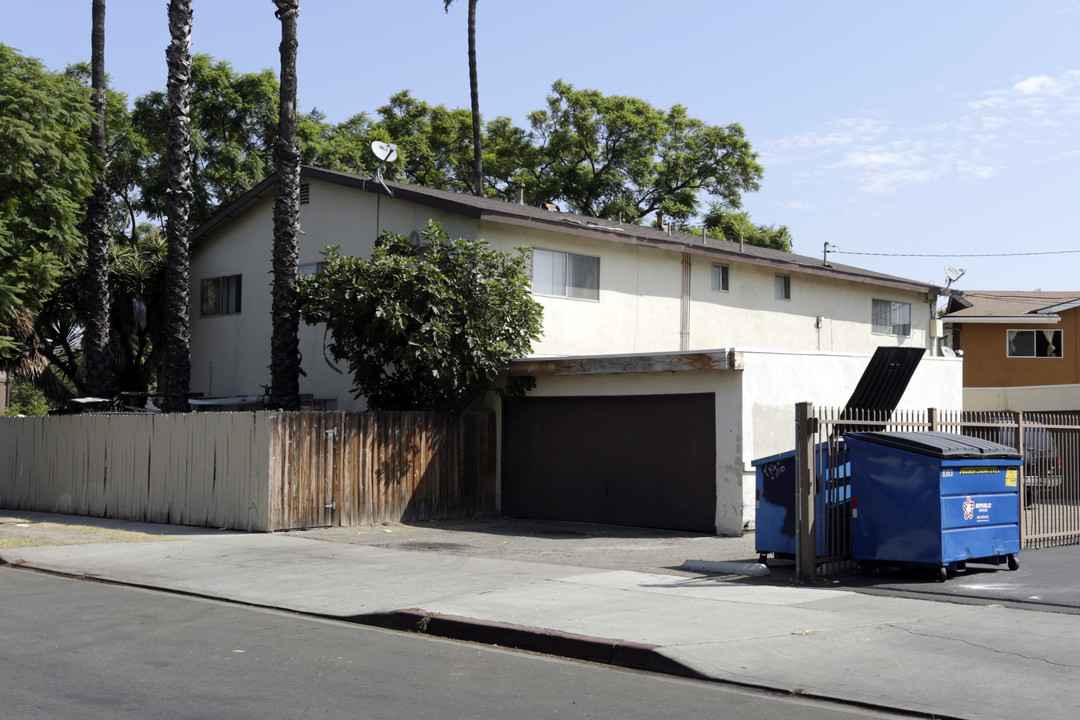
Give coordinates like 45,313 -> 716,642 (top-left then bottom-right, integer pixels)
846,431 -> 1022,460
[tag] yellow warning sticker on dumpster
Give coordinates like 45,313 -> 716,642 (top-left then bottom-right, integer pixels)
1006,468 -> 1018,487
960,467 -> 1000,475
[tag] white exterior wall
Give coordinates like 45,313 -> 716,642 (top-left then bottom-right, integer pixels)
738,351 -> 963,527
689,258 -> 934,354
478,221 -> 935,359
478,223 -> 684,355
193,184 -> 941,409
190,179 -> 479,409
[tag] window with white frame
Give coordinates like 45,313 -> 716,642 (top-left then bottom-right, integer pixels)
200,274 -> 242,316
531,248 -> 599,300
774,274 -> 791,300
872,299 -> 911,336
712,264 -> 729,292
1007,329 -> 1062,358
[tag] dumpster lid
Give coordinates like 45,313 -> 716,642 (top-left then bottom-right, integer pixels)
846,431 -> 1022,460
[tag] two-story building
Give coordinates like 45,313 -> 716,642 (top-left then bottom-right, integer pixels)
190,166 -> 961,534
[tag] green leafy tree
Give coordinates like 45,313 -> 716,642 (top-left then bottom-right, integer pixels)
298,221 -> 543,415
131,54 -> 278,228
0,45 -> 95,363
513,80 -> 764,224
692,206 -> 793,252
298,109 -> 379,174
2,376 -> 52,416
375,91 -> 475,192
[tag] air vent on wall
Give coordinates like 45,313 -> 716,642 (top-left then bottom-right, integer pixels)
299,183 -> 310,204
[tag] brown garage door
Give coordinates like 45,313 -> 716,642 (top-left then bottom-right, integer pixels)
501,393 -> 716,532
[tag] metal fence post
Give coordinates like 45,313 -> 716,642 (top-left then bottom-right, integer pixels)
795,402 -> 817,582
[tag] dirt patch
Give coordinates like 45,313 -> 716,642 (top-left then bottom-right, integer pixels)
291,517 -> 760,577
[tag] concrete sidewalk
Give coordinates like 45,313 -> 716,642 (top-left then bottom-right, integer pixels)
3,512 -> 1080,720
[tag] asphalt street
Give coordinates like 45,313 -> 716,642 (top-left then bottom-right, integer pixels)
1,569 -> 909,720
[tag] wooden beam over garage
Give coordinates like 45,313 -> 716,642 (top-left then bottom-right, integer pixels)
508,350 -> 744,377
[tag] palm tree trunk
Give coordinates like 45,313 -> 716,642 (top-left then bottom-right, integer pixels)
467,0 -> 483,196
270,0 -> 302,411
84,0 -> 112,398
161,0 -> 193,413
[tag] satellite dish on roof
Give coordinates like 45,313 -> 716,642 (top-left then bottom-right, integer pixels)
371,141 -> 398,163
370,141 -> 399,197
942,346 -> 957,358
944,265 -> 966,288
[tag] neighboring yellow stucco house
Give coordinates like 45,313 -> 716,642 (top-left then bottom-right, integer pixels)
943,290 -> 1080,411
190,166 -> 962,534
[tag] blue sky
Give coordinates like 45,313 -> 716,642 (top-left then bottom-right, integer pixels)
7,1 -> 1080,292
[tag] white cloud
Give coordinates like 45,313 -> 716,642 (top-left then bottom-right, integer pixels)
757,68 -> 1080,204
861,169 -> 936,194
764,117 -> 888,154
1014,75 -> 1063,96
832,150 -> 923,169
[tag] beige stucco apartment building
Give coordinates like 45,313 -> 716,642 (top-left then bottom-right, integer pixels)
190,167 -> 961,534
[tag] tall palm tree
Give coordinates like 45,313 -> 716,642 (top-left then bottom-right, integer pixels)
161,0 -> 193,412
84,0 -> 112,398
269,0 -> 302,411
444,0 -> 483,196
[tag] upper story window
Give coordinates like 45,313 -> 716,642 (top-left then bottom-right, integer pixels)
774,274 -> 791,301
1008,329 -> 1062,358
532,248 -> 599,301
298,261 -> 327,276
872,299 -> 911,337
712,264 -> 729,292
200,274 -> 242,317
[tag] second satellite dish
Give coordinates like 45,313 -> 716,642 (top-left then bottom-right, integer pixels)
372,141 -> 398,163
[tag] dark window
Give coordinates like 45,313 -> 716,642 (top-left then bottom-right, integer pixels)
532,248 -> 600,301
775,274 -> 791,300
1008,329 -> 1062,358
712,264 -> 729,292
872,299 -> 911,336
200,274 -> 242,317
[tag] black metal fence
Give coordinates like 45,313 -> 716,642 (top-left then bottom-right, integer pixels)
793,406 -> 1080,578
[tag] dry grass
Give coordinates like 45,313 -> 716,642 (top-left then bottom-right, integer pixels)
0,516 -> 176,548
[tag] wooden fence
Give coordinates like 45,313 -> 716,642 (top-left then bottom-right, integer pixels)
0,411 -> 495,532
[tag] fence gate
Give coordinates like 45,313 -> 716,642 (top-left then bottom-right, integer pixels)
795,405 -> 1080,579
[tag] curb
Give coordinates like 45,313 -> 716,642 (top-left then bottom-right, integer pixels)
364,609 -> 707,679
2,561 -> 970,720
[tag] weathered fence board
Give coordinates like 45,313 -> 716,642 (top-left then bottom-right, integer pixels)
0,410 -> 494,532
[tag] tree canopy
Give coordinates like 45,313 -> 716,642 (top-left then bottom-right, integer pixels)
298,221 -> 543,415
0,45 -> 95,362
1,42 -> 788,406
511,81 -> 764,225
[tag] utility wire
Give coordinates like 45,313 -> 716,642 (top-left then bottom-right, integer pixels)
830,249 -> 1080,258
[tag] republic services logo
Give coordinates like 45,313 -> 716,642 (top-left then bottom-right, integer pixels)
963,496 -> 975,521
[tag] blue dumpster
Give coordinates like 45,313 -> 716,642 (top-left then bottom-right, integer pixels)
846,431 -> 1022,581
752,443 -> 850,563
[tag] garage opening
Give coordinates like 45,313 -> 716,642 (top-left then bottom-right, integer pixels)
501,393 -> 717,532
